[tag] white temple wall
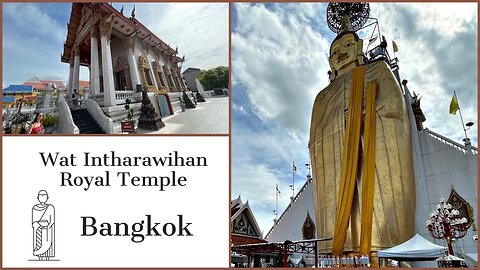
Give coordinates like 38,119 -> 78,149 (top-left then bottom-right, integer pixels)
110,37 -> 129,63
413,129 -> 478,259
265,180 -> 316,242
132,38 -> 143,58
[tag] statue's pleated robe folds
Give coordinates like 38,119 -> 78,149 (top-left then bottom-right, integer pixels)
309,61 -> 415,253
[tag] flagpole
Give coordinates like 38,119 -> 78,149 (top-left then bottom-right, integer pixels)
454,91 -> 469,139
292,161 -> 295,199
275,184 -> 278,222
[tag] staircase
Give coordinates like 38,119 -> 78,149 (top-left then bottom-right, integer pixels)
71,109 -> 105,134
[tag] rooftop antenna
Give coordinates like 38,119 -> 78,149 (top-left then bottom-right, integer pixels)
290,161 -> 297,201
305,163 -> 311,179
274,184 -> 281,223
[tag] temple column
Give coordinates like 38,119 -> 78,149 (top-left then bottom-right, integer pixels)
67,58 -> 74,98
146,56 -> 158,90
160,67 -> 170,91
127,37 -> 141,90
90,26 -> 101,97
169,74 -> 176,91
84,66 -> 90,100
174,75 -> 181,90
72,48 -> 80,99
99,17 -> 116,107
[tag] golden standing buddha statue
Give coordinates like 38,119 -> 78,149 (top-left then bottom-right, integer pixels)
309,22 -> 415,254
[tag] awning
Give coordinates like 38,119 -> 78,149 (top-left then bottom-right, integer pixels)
378,234 -> 446,261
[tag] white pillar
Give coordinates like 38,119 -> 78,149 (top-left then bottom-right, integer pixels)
159,63 -> 169,89
161,71 -> 169,89
67,58 -> 74,98
84,66 -> 90,100
147,56 -> 158,89
169,74 -> 176,91
159,56 -> 170,90
72,48 -> 80,98
127,37 -> 141,90
100,17 -> 116,107
90,26 -> 101,97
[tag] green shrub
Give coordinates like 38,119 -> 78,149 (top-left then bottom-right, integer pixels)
42,114 -> 58,127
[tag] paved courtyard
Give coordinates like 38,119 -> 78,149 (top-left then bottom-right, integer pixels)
137,96 -> 229,134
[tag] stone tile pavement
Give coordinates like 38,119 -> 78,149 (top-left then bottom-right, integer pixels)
136,96 -> 229,134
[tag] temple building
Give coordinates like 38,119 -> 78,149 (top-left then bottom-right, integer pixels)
23,76 -> 66,93
182,67 -> 202,92
231,196 -> 266,267
60,3 -> 189,133
2,85 -> 38,108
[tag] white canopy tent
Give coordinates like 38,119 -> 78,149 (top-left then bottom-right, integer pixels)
378,234 -> 447,261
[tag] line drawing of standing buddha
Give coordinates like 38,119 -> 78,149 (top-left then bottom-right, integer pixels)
309,15 -> 415,255
32,190 -> 55,260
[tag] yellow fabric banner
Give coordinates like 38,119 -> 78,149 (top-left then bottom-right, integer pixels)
449,94 -> 459,115
331,66 -> 365,255
359,80 -> 377,255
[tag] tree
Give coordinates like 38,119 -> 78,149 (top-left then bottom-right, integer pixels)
199,66 -> 229,90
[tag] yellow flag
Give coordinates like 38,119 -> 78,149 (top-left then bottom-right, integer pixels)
449,94 -> 459,115
392,40 -> 398,52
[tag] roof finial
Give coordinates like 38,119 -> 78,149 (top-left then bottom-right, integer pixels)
341,15 -> 351,33
131,5 -> 136,19
120,5 -> 124,15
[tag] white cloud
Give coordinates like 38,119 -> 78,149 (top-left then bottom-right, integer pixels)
3,3 -> 65,44
371,3 -> 478,144
233,3 -> 330,137
134,3 -> 229,71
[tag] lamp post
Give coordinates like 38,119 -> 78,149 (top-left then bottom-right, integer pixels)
426,197 -> 468,255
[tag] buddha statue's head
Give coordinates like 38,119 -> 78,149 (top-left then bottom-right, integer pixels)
328,16 -> 364,80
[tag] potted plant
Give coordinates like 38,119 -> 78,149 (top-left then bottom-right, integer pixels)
121,98 -> 135,133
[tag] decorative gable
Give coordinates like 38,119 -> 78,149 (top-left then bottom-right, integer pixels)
302,212 -> 316,240
233,212 -> 259,237
447,187 -> 475,230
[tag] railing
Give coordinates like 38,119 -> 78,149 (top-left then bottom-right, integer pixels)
90,91 -> 141,107
57,98 -> 79,134
425,128 -> 477,155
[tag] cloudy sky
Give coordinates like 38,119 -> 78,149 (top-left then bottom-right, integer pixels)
2,2 -> 228,87
231,3 -> 478,236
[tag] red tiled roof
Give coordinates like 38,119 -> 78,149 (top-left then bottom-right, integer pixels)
79,81 -> 90,89
23,82 -> 48,91
232,235 -> 267,246
41,80 -> 64,85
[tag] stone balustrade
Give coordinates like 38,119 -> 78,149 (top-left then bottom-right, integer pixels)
114,91 -> 141,104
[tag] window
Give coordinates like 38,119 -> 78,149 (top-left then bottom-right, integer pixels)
158,72 -> 166,87
144,69 -> 153,85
